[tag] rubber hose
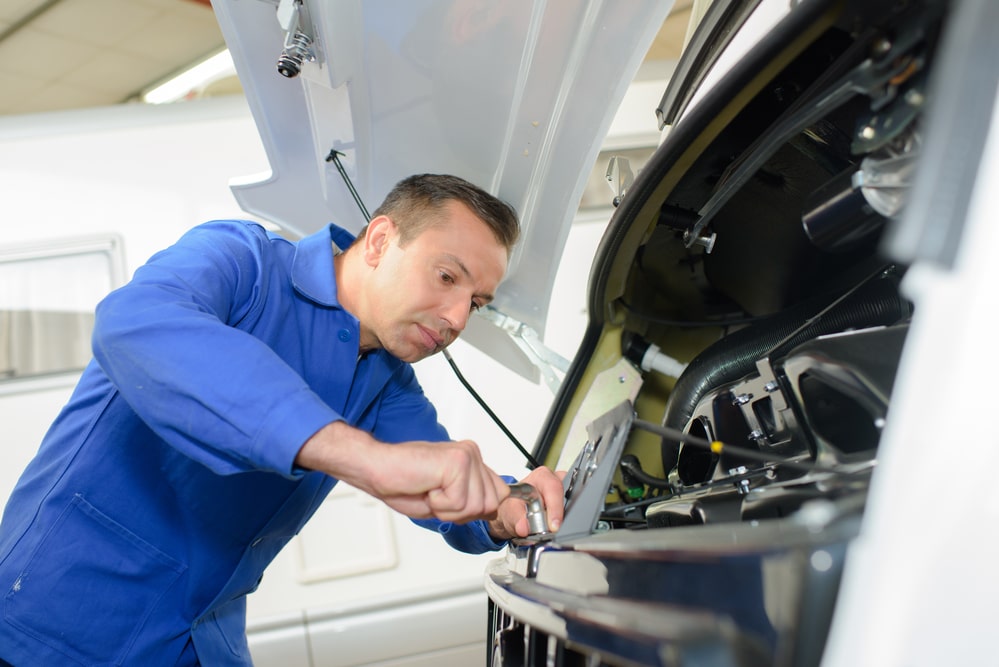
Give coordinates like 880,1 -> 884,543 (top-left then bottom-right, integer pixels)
620,454 -> 672,490
660,275 -> 910,470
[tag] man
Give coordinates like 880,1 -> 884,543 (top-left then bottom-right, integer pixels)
0,174 -> 564,666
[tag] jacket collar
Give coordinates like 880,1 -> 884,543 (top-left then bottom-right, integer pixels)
289,224 -> 408,376
290,223 -> 356,308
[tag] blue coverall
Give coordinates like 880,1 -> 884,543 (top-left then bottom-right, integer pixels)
0,220 -> 503,666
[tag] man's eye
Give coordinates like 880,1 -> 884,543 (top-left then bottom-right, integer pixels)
470,301 -> 482,312
439,271 -> 454,284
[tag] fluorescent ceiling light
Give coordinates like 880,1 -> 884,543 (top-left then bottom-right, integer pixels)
143,50 -> 236,105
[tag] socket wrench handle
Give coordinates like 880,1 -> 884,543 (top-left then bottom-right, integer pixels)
507,483 -> 551,536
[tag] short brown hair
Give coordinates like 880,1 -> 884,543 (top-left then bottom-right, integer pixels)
366,174 -> 520,252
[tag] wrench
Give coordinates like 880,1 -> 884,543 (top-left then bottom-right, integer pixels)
507,483 -> 552,537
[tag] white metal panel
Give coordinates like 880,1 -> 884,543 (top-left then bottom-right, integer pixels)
248,613 -> 312,666
293,484 -> 398,584
360,644 -> 482,667
212,0 -> 674,346
306,589 -> 486,667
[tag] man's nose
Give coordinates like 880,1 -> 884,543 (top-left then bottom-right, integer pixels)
441,295 -> 471,334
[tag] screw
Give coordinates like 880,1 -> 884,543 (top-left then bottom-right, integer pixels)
904,89 -> 925,107
872,36 -> 892,58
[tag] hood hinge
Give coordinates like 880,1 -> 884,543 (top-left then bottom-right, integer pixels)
478,306 -> 570,394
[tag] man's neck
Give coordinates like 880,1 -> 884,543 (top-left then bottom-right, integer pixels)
332,244 -> 377,353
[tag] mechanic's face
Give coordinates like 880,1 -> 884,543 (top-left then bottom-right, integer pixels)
360,201 -> 508,363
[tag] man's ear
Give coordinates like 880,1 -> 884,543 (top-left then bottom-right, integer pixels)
362,215 -> 396,267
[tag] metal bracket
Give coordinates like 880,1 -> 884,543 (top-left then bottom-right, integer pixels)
556,401 -> 635,541
477,306 -> 570,394
605,156 -> 635,207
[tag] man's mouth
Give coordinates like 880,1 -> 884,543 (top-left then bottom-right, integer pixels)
416,324 -> 445,352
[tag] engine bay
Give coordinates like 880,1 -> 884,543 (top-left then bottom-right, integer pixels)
487,0 -> 991,664
544,0 -> 937,539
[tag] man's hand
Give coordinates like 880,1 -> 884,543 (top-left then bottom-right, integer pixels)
488,466 -> 566,541
295,421 -> 511,524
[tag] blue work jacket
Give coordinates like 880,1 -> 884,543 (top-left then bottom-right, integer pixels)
0,220 -> 504,666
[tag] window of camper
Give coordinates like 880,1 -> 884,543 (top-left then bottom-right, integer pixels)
0,236 -> 125,386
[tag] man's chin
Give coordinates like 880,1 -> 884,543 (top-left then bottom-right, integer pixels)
415,347 -> 443,362
390,344 -> 437,364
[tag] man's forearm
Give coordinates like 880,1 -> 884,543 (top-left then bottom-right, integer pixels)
294,421 -> 510,523
295,420 -> 380,485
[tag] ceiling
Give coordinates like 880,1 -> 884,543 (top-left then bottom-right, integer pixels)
0,0 -> 227,116
0,0 -> 691,118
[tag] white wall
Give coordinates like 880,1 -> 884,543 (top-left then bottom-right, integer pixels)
0,95 -> 269,518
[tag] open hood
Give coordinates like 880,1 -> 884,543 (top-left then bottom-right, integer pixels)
211,0 -> 673,380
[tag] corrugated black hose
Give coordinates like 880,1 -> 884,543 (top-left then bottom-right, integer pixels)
660,271 -> 911,471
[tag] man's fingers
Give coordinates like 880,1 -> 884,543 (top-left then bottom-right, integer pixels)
382,494 -> 433,519
428,440 -> 507,520
427,467 -> 505,522
493,474 -> 512,504
358,438 -> 519,524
